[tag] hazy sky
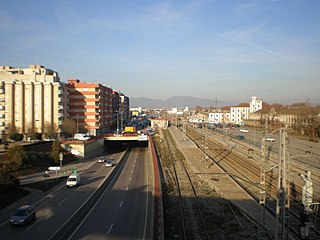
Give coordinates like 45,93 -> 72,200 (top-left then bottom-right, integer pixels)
1,0 -> 319,105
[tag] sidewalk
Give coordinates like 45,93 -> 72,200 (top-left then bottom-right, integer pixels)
168,126 -> 278,239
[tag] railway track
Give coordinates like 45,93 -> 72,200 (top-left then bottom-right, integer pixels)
186,125 -> 320,239
160,128 -> 209,240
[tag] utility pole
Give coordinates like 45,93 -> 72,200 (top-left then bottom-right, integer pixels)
259,113 -> 269,237
275,128 -> 290,240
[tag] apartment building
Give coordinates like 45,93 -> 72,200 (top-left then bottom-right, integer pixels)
0,65 -> 65,138
66,79 -> 113,136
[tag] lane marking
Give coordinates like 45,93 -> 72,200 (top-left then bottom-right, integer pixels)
119,201 -> 123,208
129,177 -> 132,182
27,218 -> 42,230
107,224 -> 113,234
126,186 -> 128,191
58,199 -> 66,206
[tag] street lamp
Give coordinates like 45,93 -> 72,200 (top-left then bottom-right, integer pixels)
76,114 -> 79,133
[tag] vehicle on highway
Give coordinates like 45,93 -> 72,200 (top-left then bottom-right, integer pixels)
240,129 -> 249,133
265,137 -> 275,142
98,156 -> 106,162
9,205 -> 35,226
105,160 -> 113,167
66,173 -> 81,187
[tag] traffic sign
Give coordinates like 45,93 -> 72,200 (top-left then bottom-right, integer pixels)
48,166 -> 61,171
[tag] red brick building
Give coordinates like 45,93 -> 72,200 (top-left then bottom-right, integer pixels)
66,79 -> 113,136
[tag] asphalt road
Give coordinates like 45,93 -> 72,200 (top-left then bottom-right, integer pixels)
0,151 -> 126,240
69,147 -> 154,240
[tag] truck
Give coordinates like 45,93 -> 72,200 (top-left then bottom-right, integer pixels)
124,126 -> 136,133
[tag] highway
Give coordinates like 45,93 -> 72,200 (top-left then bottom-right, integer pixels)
69,147 -> 154,240
0,148 -> 154,240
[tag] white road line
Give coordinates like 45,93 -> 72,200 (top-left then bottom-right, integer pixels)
27,218 -> 42,230
119,201 -> 123,208
107,224 -> 113,234
126,186 -> 128,191
129,177 -> 132,181
58,199 -> 66,206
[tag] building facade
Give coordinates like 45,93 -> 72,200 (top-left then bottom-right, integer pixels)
66,79 -> 113,136
0,65 -> 65,138
208,96 -> 263,125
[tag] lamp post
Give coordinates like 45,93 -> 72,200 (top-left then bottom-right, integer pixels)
76,114 -> 79,133
116,111 -> 119,135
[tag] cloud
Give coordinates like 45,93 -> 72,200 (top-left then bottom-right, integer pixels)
236,3 -> 257,11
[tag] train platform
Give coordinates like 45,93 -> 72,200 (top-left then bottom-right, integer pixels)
168,126 -> 279,239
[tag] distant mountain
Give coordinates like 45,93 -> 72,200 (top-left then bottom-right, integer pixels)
130,96 -> 229,108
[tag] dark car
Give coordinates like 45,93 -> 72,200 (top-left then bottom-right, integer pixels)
235,135 -> 245,140
10,205 -> 35,226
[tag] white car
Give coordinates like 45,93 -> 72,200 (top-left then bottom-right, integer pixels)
98,156 -> 106,163
265,137 -> 275,142
240,129 -> 249,133
66,174 -> 81,187
105,160 -> 113,167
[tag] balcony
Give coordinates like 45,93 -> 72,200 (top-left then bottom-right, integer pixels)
0,114 -> 4,118
0,105 -> 4,110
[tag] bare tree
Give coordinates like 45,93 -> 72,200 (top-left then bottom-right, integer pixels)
43,121 -> 59,138
62,118 -> 77,137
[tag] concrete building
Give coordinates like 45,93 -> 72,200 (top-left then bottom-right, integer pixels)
66,79 -> 113,136
230,104 -> 250,124
0,65 -> 65,138
208,109 -> 230,124
250,96 -> 263,113
112,91 -> 130,133
208,96 -> 263,125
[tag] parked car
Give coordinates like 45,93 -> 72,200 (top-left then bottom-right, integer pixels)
73,134 -> 90,141
98,156 -> 106,163
105,160 -> 113,167
10,205 -> 35,226
265,137 -> 276,142
240,129 -> 249,133
235,135 -> 245,140
66,173 -> 81,187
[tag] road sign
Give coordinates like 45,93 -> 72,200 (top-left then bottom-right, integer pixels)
48,166 -> 61,171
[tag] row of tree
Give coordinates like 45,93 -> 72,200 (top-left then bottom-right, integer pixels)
0,141 -> 63,188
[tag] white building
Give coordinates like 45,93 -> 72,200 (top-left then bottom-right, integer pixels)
208,96 -> 263,125
208,109 -> 230,124
230,104 -> 250,124
250,96 -> 263,113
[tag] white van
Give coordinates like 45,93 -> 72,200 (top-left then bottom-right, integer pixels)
66,174 -> 81,187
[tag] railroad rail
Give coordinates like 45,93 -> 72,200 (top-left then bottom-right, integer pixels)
185,124 -> 320,239
161,128 -> 210,240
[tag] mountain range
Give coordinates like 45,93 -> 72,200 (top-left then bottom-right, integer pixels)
130,96 -> 230,109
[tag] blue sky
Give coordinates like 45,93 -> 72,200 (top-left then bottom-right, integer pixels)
1,0 -> 319,105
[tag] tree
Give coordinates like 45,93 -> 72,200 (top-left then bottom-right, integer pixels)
50,140 -> 62,164
34,132 -> 42,140
7,144 -> 25,168
44,121 -> 59,139
9,132 -> 23,141
62,118 -> 77,137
